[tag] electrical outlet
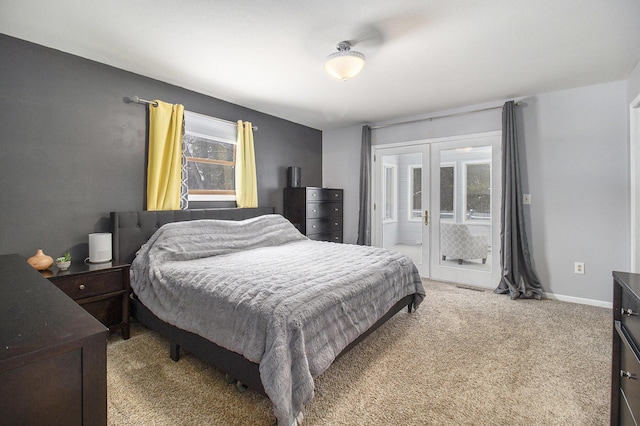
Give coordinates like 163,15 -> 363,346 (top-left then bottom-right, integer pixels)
574,262 -> 585,274
523,194 -> 531,205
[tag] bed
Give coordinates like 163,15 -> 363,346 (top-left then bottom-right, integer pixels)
111,208 -> 425,425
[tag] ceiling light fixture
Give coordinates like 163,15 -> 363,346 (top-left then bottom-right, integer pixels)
324,41 -> 365,81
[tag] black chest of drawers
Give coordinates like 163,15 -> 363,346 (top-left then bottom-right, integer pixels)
284,187 -> 343,243
612,271 -> 640,425
0,254 -> 108,425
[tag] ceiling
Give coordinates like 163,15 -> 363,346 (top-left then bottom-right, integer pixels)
1,0 -> 640,131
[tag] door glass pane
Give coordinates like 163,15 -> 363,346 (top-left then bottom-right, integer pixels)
466,163 -> 490,221
440,165 -> 454,221
410,166 -> 422,219
439,147 -> 492,272
383,164 -> 396,222
381,153 -> 422,268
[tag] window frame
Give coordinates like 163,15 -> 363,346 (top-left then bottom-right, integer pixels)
183,111 -> 238,202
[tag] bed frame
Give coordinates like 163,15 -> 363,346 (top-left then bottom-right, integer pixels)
111,207 -> 415,398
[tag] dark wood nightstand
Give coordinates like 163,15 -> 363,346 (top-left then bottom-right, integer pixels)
47,261 -> 131,339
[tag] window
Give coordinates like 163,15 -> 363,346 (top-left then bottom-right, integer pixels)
440,164 -> 455,220
183,111 -> 237,202
383,164 -> 397,222
409,165 -> 422,221
464,161 -> 490,221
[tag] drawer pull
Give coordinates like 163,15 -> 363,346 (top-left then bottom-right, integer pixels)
621,370 -> 637,380
621,308 -> 638,316
312,193 -> 317,197
334,208 -> 339,212
79,284 -> 85,290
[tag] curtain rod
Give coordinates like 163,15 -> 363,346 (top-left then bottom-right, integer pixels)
123,96 -> 258,131
369,102 -> 521,130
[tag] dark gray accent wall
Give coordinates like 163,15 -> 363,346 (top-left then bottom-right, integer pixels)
0,34 -> 322,261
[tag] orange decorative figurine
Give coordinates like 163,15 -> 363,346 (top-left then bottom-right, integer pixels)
27,249 -> 54,270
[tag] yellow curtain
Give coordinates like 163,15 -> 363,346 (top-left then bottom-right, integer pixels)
235,121 -> 258,208
147,100 -> 185,210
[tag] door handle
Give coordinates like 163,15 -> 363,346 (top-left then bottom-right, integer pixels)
424,210 -> 429,225
621,370 -> 637,380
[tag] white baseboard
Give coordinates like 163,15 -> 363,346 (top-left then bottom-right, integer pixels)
543,291 -> 612,309
440,280 -> 613,309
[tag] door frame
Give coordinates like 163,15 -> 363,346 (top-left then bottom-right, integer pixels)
371,131 -> 501,288
428,132 -> 502,288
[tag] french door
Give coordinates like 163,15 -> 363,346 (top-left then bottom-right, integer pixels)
372,132 -> 501,288
372,144 -> 430,276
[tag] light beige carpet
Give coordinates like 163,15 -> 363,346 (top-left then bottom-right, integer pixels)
107,280 -> 611,425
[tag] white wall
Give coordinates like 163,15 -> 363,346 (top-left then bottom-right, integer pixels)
627,60 -> 640,271
628,60 -> 640,103
322,125 -> 363,243
522,81 -> 628,303
323,81 -> 629,304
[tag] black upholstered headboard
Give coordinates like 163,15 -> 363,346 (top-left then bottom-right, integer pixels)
110,207 -> 276,263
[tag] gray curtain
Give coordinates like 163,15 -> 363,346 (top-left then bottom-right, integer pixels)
494,101 -> 543,299
357,125 -> 372,245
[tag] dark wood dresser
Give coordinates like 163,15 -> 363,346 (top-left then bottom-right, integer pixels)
612,271 -> 640,425
0,254 -> 108,425
48,261 -> 131,339
284,187 -> 343,243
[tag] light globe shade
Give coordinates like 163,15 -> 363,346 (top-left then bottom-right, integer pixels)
324,50 -> 365,81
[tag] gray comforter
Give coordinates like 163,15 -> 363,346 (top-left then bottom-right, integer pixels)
130,214 -> 425,425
